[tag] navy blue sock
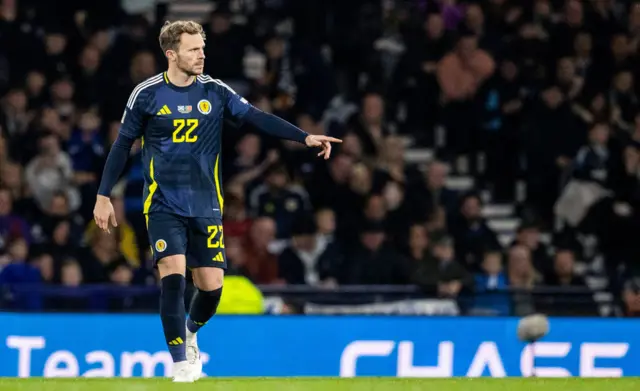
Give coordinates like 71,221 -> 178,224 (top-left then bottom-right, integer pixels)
187,287 -> 222,333
160,274 -> 187,363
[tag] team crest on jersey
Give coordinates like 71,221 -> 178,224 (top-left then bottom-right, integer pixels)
198,99 -> 212,115
178,105 -> 192,114
155,239 -> 167,253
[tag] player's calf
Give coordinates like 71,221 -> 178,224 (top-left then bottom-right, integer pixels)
158,255 -> 188,366
187,267 -> 224,333
186,287 -> 222,333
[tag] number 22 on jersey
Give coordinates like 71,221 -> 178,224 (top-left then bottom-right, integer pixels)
207,225 -> 224,248
173,119 -> 198,143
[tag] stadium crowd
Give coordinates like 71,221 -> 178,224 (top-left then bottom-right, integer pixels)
2,0 -> 640,316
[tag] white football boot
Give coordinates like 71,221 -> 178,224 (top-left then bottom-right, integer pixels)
172,360 -> 196,382
186,328 -> 203,380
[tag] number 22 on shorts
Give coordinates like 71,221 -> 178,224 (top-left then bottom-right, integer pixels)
207,225 -> 225,248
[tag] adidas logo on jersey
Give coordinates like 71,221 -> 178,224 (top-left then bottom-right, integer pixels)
212,253 -> 224,263
157,105 -> 172,115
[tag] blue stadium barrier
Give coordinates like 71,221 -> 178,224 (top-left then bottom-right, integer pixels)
0,314 -> 637,378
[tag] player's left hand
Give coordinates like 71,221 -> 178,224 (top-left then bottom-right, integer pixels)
305,135 -> 342,160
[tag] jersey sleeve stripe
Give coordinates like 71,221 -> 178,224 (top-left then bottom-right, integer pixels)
126,74 -> 163,109
127,73 -> 162,104
198,75 -> 249,104
212,79 -> 239,94
197,75 -> 214,83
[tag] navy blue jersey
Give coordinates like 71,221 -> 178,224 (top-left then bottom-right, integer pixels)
120,72 -> 251,217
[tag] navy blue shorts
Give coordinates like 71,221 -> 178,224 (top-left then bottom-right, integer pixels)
145,212 -> 227,269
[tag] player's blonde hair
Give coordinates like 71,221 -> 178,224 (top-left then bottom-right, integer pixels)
158,20 -> 206,53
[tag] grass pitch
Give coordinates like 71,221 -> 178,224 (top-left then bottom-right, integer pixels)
1,378 -> 640,391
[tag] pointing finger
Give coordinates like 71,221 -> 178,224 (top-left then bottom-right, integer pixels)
316,136 -> 342,143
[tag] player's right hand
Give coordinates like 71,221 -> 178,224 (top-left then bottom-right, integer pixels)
93,195 -> 118,233
305,135 -> 342,160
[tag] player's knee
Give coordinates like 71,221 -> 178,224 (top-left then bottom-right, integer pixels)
157,255 -> 187,278
192,267 -> 224,291
198,286 -> 222,301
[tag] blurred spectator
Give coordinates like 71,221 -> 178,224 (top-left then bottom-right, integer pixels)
31,253 -> 55,284
426,205 -> 448,235
472,250 -> 510,316
25,132 -> 80,212
60,258 -> 83,287
28,191 -> 84,248
573,122 -> 613,186
415,160 -> 458,218
482,58 -> 523,202
513,221 -> 553,276
278,215 -> 342,286
25,71 -> 48,109
346,92 -> 389,159
344,220 -> 410,285
524,84 -> 576,224
374,136 -> 419,188
67,110 -> 104,218
49,77 -> 76,133
40,219 -> 75,262
391,12 -> 449,135
249,163 -> 311,238
542,249 -> 598,316
225,133 -> 275,186
307,153 -> 356,223
0,187 -> 31,252
202,8 -> 247,81
0,239 -> 41,310
437,31 -> 495,163
109,259 -> 134,286
40,27 -> 72,81
74,45 -> 104,106
78,227 -> 128,283
544,249 -> 588,288
47,258 -> 89,311
242,217 -> 279,284
412,234 -> 472,298
449,192 -> 500,270
280,113 -> 325,179
0,162 -> 26,205
406,223 -> 430,262
338,132 -> 363,161
622,277 -> 640,317
315,208 -> 336,242
223,183 -> 253,241
0,239 -> 36,282
0,88 -> 30,141
106,259 -> 136,311
224,236 -> 247,277
507,245 -> 541,316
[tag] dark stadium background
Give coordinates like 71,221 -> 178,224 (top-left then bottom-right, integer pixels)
1,0 -> 640,318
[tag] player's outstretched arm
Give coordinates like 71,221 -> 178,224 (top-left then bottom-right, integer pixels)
94,134 -> 135,232
243,107 -> 342,159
